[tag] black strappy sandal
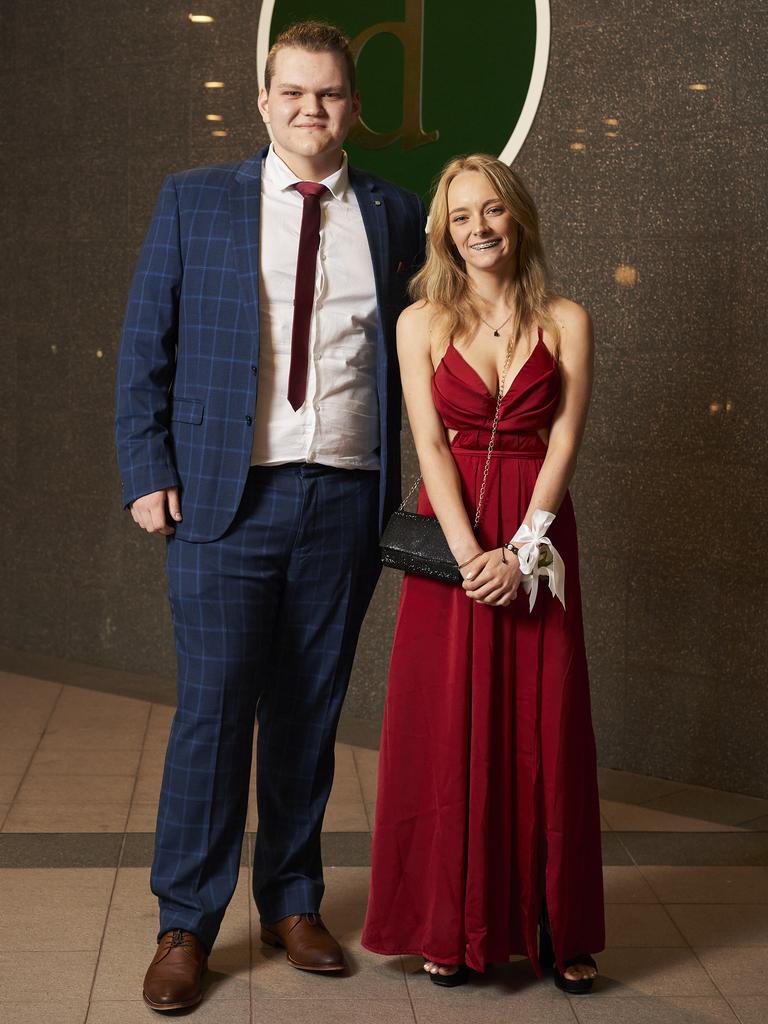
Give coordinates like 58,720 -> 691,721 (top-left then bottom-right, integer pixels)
538,912 -> 597,995
426,963 -> 470,987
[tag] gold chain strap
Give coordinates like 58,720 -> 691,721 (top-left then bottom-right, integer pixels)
399,338 -> 516,532
472,338 -> 514,528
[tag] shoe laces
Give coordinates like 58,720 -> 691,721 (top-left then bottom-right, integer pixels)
168,928 -> 192,949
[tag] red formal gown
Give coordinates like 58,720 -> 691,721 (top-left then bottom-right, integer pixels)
361,328 -> 605,975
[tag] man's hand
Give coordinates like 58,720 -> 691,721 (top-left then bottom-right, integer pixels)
130,487 -> 182,536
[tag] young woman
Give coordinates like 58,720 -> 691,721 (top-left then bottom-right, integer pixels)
361,155 -> 604,993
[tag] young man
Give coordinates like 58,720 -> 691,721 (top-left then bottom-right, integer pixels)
115,21 -> 426,1012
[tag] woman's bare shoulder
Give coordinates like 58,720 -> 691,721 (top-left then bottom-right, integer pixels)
548,295 -> 592,332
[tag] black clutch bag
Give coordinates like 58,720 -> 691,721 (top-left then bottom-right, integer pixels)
380,341 -> 515,586
380,509 -> 464,585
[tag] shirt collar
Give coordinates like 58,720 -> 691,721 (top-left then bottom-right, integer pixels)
264,143 -> 349,200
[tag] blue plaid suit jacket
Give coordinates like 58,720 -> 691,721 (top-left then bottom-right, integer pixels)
115,144 -> 426,542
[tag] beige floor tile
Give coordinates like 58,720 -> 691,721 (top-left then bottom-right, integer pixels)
603,867 -> 659,904
251,943 -> 410,1001
142,704 -> 175,747
639,867 -> 768,904
0,949 -> 98,1001
406,958 -> 577,1020
601,814 -> 611,831
364,800 -> 376,829
252,998 -> 415,1024
0,775 -> 23,803
0,804 -> 10,828
45,687 -> 149,732
131,772 -> 162,805
87,1000 -> 250,1023
135,744 -> 166,777
0,674 -> 62,736
590,947 -> 719,996
693,946 -> 768,995
570,995 -> 740,1023
92,868 -> 250,1003
125,802 -> 159,832
27,747 -> 142,777
644,786 -> 768,828
15,773 -> 135,805
2,801 -> 130,833
666,904 -> 768,946
329,770 -> 367,805
322,801 -> 370,832
0,747 -> 36,773
728,996 -> 768,1024
0,1001 -> 88,1024
600,801 -> 745,833
36,726 -> 146,752
0,868 -> 115,951
605,905 -> 686,947
352,746 -> 379,806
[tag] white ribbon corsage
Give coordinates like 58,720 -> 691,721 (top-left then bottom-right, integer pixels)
511,508 -> 566,612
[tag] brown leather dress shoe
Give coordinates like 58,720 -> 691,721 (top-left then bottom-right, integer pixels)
143,928 -> 208,1012
260,913 -> 346,971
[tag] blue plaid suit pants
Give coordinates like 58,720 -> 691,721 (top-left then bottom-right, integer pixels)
151,463 -> 380,951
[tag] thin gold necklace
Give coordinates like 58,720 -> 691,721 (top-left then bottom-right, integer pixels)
478,310 -> 514,337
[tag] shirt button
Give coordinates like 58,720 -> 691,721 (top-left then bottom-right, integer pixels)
316,302 -> 323,310
313,402 -> 320,411
307,450 -> 316,462
251,365 -> 258,376
245,415 -> 252,426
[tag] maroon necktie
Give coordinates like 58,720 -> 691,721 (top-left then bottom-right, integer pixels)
288,181 -> 329,411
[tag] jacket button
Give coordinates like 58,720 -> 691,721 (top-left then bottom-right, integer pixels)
245,415 -> 252,425
251,365 -> 258,376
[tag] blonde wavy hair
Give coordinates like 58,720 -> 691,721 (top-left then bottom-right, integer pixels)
410,153 -> 560,354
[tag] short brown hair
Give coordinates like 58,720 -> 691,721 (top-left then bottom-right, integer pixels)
264,20 -> 356,93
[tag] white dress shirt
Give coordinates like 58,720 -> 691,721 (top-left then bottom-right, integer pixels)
251,144 -> 380,470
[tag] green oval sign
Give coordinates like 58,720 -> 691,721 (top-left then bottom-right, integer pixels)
258,1 -> 550,197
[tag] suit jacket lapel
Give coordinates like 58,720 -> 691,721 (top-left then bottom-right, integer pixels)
350,170 -> 391,327
229,146 -> 269,348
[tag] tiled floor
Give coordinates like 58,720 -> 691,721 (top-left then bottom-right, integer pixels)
1,669 -> 767,1023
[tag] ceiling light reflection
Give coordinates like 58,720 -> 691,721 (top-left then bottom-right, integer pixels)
688,83 -> 709,91
205,81 -> 224,88
188,14 -> 214,23
212,130 -> 228,137
206,114 -> 224,121
613,264 -> 638,287
570,142 -> 586,151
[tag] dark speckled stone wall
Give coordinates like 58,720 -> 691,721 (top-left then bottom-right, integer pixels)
2,2 -> 766,795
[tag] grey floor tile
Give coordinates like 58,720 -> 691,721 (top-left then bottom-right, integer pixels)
0,950 -> 98,1002
693,946 -> 768,995
606,904 -> 687,947
601,833 -> 634,866
639,867 -> 768,904
644,788 -> 768,828
0,833 -> 123,868
0,1002 -> 88,1024
727,996 -> 768,1024
406,958 -> 577,1021
251,999 -> 415,1024
666,904 -> 768,946
603,866 -> 659,903
588,947 -> 719,997
569,995 -> 739,1023
0,868 -> 115,952
87,1000 -> 250,1023
598,768 -> 686,805
616,832 -> 768,866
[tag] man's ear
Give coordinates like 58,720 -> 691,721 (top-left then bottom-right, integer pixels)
350,90 -> 361,125
257,87 -> 270,125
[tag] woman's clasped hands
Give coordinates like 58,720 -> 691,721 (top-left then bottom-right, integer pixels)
460,548 -> 522,606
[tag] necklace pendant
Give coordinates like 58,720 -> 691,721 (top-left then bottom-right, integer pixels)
493,329 -> 499,337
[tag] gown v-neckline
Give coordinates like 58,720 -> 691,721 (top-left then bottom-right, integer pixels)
445,332 -> 546,402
